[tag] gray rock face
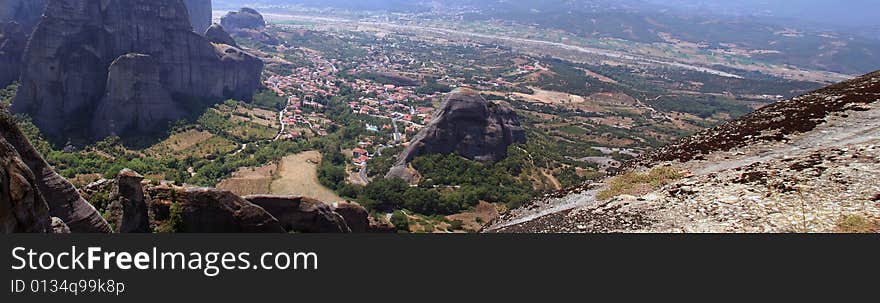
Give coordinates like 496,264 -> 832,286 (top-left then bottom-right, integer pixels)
205,24 -> 238,47
50,217 -> 69,233
106,169 -> 151,233
148,186 -> 286,233
221,7 -> 266,30
12,0 -> 264,142
386,89 -> 526,181
0,122 -> 50,233
1,111 -> 111,233
220,7 -> 279,45
0,0 -> 47,33
333,202 -> 369,233
0,22 -> 26,87
182,0 -> 212,35
244,195 -> 352,233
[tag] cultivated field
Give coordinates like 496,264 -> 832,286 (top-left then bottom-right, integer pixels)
270,151 -> 344,203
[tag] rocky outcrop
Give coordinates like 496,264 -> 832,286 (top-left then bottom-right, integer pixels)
245,195 -> 351,233
221,8 -> 266,30
183,0 -> 212,35
0,111 -> 111,233
205,24 -> 238,47
12,0 -> 264,142
105,169 -> 151,233
333,202 -> 369,233
0,122 -> 50,233
0,0 -> 48,87
148,186 -> 285,233
50,217 -> 69,233
387,89 -> 526,182
0,22 -> 25,87
487,71 -> 880,234
220,8 -> 279,45
0,0 -> 47,32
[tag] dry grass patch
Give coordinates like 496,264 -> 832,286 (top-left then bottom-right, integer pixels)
835,214 -> 879,233
597,166 -> 683,200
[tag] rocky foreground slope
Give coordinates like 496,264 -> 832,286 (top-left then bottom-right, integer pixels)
486,71 -> 880,233
387,89 -> 526,182
11,0 -> 263,142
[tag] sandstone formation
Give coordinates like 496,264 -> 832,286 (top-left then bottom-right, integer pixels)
105,169 -> 151,233
0,0 -> 48,87
221,8 -> 266,30
0,22 -> 25,87
0,123 -> 50,233
387,89 -> 526,182
333,202 -> 370,233
12,0 -> 264,142
1,111 -> 111,233
244,195 -> 351,233
148,186 -> 285,233
205,24 -> 238,47
183,0 -> 212,35
220,8 -> 279,45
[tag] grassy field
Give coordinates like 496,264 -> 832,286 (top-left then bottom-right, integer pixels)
270,151 -> 344,203
216,163 -> 278,196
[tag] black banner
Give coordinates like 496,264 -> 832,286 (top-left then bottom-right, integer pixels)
2,234 -> 878,301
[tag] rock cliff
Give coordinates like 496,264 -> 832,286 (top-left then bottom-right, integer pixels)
1,111 -> 111,233
386,89 -> 526,182
183,0 -> 212,35
0,22 -> 26,87
148,186 -> 286,233
244,195 -> 351,233
220,7 -> 279,45
11,0 -> 263,142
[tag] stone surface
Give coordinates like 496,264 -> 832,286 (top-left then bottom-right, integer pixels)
0,0 -> 47,33
0,22 -> 25,87
50,217 -> 70,233
488,71 -> 880,233
245,195 -> 351,233
183,0 -> 212,35
220,7 -> 279,45
205,24 -> 238,47
106,169 -> 151,233
0,122 -> 50,233
221,8 -> 266,30
148,186 -> 285,233
333,201 -> 369,233
387,88 -> 526,182
11,0 -> 263,142
0,111 -> 111,233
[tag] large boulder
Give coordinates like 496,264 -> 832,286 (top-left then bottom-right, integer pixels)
11,0 -> 263,143
105,169 -> 151,233
221,8 -> 266,30
182,0 -> 212,35
0,111 -> 111,233
333,202 -> 370,233
148,186 -> 285,233
205,24 -> 238,47
220,8 -> 279,45
386,88 -> 526,182
244,195 -> 351,233
0,125 -> 50,233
